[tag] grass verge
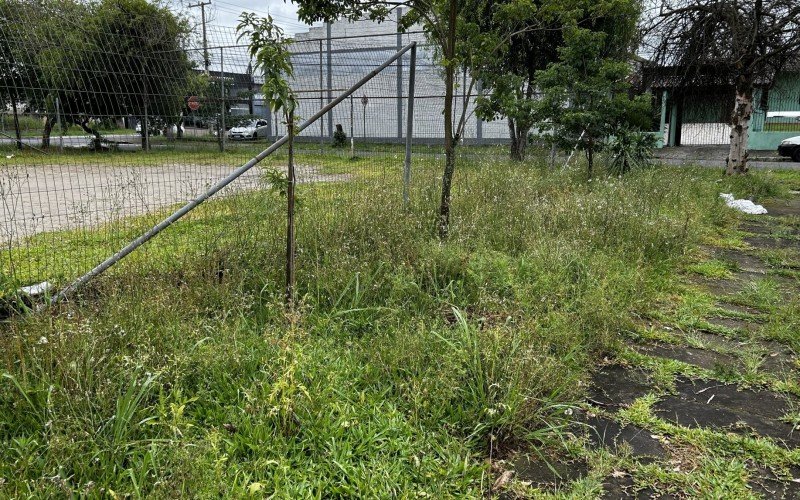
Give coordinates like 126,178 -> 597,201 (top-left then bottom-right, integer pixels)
0,158 -> 792,497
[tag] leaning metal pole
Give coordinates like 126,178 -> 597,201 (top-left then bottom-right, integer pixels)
50,42 -> 418,306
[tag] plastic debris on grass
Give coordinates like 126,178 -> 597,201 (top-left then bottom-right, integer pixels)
720,193 -> 768,215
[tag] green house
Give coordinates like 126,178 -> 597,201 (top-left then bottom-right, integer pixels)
648,67 -> 800,150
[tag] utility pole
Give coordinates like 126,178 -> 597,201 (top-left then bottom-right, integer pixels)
188,1 -> 211,75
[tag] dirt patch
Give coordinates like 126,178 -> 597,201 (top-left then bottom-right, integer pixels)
757,346 -> 799,376
714,301 -> 764,316
685,330 -> 747,350
678,331 -> 795,377
747,464 -> 800,500
585,415 -> 666,462
589,366 -> 653,408
688,276 -> 746,296
704,316 -> 759,333
510,455 -> 588,491
600,474 -> 676,500
741,220 -> 800,239
762,197 -> 800,218
709,248 -> 770,274
654,378 -> 800,447
741,221 -> 777,236
635,344 -> 740,372
743,236 -> 798,250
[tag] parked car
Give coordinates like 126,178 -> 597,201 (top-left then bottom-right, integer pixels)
135,120 -> 184,137
228,119 -> 269,141
778,136 -> 800,162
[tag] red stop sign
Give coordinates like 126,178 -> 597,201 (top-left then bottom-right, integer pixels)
187,96 -> 201,111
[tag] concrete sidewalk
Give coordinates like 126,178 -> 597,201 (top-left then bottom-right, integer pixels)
655,146 -> 800,170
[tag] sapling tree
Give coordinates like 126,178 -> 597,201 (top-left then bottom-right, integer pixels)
646,0 -> 800,175
237,13 -> 299,306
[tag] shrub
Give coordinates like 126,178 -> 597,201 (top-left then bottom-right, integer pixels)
332,124 -> 347,148
606,127 -> 657,175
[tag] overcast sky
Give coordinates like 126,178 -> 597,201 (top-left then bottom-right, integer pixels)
169,0 -> 322,36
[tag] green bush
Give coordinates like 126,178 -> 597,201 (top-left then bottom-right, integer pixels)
332,125 -> 347,148
605,127 -> 657,175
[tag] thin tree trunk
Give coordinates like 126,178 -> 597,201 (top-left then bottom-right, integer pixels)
176,114 -> 183,140
726,84 -> 754,175
437,0 -> 458,240
508,119 -> 529,161
78,120 -> 103,151
41,115 -> 55,149
508,118 -> 518,160
509,82 -> 534,161
285,110 -> 296,307
11,96 -> 22,150
586,138 -> 594,179
140,119 -> 148,151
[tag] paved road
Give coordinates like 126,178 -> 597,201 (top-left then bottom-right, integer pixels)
0,129 -> 213,149
0,163 -> 341,241
0,134 -> 139,149
658,157 -> 800,170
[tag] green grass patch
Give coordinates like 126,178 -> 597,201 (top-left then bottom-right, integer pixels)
0,158 -> 794,496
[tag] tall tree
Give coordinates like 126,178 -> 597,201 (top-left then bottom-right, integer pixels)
290,0 -> 503,238
34,0 -> 192,148
0,0 -> 42,149
475,0 -> 641,161
647,0 -> 800,175
534,23 -> 651,178
472,0 -> 559,161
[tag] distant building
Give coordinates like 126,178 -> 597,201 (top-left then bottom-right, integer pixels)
263,17 -> 510,143
645,64 -> 800,150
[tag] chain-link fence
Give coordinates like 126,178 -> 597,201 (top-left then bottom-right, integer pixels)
0,2 -> 515,298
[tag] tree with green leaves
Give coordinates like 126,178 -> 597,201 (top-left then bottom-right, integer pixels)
0,0 -> 44,149
474,0 -> 642,161
646,0 -> 800,175
237,13 -> 299,306
472,0 -> 561,161
291,0 -> 505,238
533,7 -> 650,178
32,0 -> 192,149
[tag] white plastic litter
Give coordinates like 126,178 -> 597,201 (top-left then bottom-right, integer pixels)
19,281 -> 52,296
719,193 -> 768,215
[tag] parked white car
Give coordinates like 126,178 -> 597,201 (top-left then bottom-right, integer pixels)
228,119 -> 269,140
778,135 -> 800,162
135,121 -> 184,137
767,112 -> 800,162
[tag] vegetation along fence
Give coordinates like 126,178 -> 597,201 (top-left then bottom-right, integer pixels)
0,2 -> 512,301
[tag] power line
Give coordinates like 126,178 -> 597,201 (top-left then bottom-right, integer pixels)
188,1 -> 212,74
211,1 -> 310,29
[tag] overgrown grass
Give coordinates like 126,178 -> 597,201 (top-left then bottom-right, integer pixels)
0,157 -> 787,497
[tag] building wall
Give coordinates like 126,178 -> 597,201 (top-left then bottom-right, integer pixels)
262,18 -> 510,143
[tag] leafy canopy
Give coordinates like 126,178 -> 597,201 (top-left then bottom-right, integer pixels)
237,13 -> 297,119
534,20 -> 650,152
